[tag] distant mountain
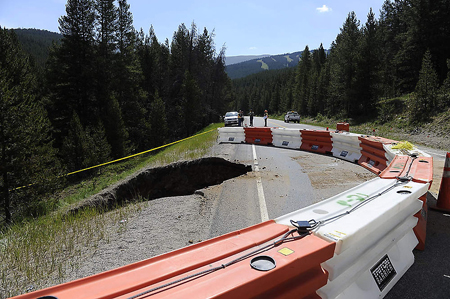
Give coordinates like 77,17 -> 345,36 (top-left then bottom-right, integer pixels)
13,28 -> 62,69
226,51 -> 302,79
225,54 -> 271,66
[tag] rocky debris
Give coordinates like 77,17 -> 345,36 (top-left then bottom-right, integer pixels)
68,157 -> 252,214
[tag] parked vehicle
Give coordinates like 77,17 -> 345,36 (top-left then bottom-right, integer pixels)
284,111 -> 300,123
224,111 -> 239,126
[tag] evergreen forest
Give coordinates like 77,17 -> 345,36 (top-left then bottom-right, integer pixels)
1,0 -> 230,225
2,0 -> 450,225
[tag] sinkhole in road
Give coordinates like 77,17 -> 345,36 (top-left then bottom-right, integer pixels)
69,157 -> 252,214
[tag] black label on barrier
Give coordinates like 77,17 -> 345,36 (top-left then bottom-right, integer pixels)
228,137 -> 235,141
311,145 -> 319,150
340,151 -> 348,157
282,141 -> 289,146
255,139 -> 261,143
371,254 -> 397,291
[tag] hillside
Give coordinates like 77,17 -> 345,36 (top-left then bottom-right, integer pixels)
225,54 -> 271,66
13,28 -> 61,68
225,51 -> 302,79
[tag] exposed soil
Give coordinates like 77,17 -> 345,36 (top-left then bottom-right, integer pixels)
383,127 -> 450,152
68,157 -> 252,214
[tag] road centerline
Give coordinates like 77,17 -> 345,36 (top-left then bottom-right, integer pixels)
252,144 -> 269,222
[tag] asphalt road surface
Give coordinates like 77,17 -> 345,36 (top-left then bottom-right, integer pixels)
208,123 -> 376,238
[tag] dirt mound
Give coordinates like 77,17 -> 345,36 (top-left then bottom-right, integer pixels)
68,157 -> 252,214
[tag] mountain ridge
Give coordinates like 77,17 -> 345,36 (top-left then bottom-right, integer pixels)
225,54 -> 271,66
225,51 -> 303,79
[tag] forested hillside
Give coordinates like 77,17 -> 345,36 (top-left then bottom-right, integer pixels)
232,0 -> 450,124
1,0 -> 231,225
226,51 -> 302,79
13,29 -> 62,69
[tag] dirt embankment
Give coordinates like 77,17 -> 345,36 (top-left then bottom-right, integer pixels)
68,157 -> 251,214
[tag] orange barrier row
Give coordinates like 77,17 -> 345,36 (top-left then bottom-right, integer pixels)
244,127 -> 273,145
300,130 -> 333,155
358,136 -> 397,174
380,156 -> 433,250
13,221 -> 335,299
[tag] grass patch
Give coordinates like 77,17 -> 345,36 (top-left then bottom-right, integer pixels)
257,59 -> 269,70
0,123 -> 221,298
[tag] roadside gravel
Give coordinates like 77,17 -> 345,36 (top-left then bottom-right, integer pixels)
23,142 -> 238,293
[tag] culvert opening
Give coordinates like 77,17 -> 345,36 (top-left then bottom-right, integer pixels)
69,157 -> 252,214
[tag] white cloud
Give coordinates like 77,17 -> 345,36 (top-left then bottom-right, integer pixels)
249,47 -> 258,51
316,5 -> 332,13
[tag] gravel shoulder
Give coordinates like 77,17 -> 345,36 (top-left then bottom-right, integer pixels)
24,142 -> 238,293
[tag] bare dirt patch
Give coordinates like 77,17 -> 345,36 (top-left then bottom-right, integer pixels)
293,153 -> 377,200
68,157 -> 252,214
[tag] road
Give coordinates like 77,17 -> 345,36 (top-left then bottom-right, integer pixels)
208,117 -> 376,238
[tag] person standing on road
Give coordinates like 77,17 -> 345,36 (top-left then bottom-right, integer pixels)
264,110 -> 268,127
238,110 -> 242,127
249,109 -> 254,126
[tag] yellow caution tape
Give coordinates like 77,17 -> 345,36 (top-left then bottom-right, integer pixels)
391,141 -> 414,150
11,129 -> 216,191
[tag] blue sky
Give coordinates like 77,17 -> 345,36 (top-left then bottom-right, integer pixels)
0,0 -> 385,56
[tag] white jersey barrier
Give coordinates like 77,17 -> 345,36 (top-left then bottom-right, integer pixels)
331,132 -> 362,163
217,127 -> 245,144
383,142 -> 431,163
271,127 -> 302,149
276,177 -> 428,299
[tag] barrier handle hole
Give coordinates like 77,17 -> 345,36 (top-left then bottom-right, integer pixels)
397,190 -> 412,194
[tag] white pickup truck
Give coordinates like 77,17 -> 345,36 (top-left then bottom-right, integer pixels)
284,111 -> 300,123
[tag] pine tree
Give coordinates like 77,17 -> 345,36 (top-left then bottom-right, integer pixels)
114,0 -> 148,152
294,45 -> 312,114
354,8 -> 380,117
410,50 -> 438,122
47,0 -> 113,168
378,0 -> 409,98
94,0 -> 118,109
438,59 -> 450,109
149,92 -> 168,148
47,0 -> 97,138
1,27 -> 60,224
328,11 -> 362,118
95,0 -> 130,158
104,95 -> 128,157
181,71 -> 202,136
61,112 -> 111,171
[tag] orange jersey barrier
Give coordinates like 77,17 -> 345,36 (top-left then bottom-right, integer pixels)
12,220 -> 335,299
244,127 -> 273,145
300,130 -> 333,155
380,155 -> 433,250
358,136 -> 397,174
403,157 -> 434,185
406,157 -> 433,250
379,155 -> 410,179
336,122 -> 350,132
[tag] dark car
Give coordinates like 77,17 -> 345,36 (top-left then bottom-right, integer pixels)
284,111 -> 300,123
